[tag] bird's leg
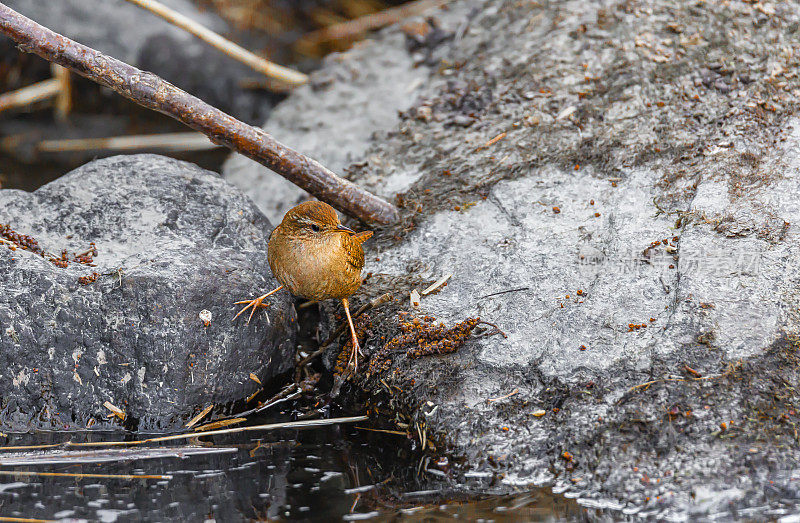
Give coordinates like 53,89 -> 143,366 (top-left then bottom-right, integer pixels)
342,297 -> 361,374
233,285 -> 284,324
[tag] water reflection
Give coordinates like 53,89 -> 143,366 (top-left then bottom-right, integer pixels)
0,421 -> 590,521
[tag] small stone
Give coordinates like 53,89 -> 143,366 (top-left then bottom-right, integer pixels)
416,106 -> 433,121
452,115 -> 476,127
410,289 -> 421,308
556,106 -> 577,120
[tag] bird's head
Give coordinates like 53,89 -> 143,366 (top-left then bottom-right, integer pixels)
280,201 -> 372,244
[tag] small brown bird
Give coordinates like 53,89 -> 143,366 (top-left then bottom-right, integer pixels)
234,201 -> 373,372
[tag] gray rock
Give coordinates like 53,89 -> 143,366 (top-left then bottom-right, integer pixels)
222,0 -> 800,518
0,154 -> 295,432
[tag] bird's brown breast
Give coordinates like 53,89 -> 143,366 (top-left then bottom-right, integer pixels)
268,226 -> 366,301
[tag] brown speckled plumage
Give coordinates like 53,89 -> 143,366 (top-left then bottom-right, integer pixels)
234,201 -> 372,373
267,201 -> 372,301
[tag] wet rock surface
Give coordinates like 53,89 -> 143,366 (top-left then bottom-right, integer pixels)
2,0 -> 278,122
224,0 -> 800,518
0,154 -> 295,432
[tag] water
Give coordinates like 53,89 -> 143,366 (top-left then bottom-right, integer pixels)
0,420 -> 591,521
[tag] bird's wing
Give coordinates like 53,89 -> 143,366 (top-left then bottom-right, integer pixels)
345,237 -> 366,271
353,231 -> 373,244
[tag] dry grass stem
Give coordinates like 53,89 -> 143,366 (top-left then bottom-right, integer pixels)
0,77 -> 61,115
37,132 -> 219,154
193,417 -> 247,432
185,404 -> 214,428
421,274 -> 452,295
487,388 -> 520,403
123,0 -> 307,86
297,0 -> 448,48
0,470 -> 172,480
0,416 -> 367,451
103,401 -> 126,421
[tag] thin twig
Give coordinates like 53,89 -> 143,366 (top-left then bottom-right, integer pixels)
185,404 -> 214,429
0,77 -> 60,115
37,132 -> 220,154
0,416 -> 368,451
0,64 -> 69,117
297,0 -> 448,49
0,443 -> 61,452
204,383 -> 300,424
354,426 -> 408,436
297,300 -> 320,310
479,287 -> 530,300
476,132 -> 506,150
103,401 -> 126,421
123,0 -> 307,86
51,63 -> 71,120
487,388 -> 519,403
476,320 -> 508,339
0,516 -> 54,523
0,470 -> 171,480
626,361 -> 742,394
421,274 -> 452,296
0,6 -> 399,225
295,408 -> 325,421
193,417 -> 246,432
244,390 -> 302,418
297,293 -> 393,368
628,377 -> 689,392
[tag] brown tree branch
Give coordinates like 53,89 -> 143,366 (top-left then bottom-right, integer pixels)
0,4 -> 399,225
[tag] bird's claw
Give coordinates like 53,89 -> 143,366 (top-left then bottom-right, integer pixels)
233,294 -> 271,324
347,337 -> 361,375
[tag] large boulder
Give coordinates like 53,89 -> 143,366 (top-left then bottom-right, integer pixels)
223,0 -> 800,518
0,154 -> 295,432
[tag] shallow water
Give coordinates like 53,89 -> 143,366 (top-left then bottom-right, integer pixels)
0,419 -> 592,522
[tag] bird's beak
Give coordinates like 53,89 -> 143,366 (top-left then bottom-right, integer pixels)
336,224 -> 356,235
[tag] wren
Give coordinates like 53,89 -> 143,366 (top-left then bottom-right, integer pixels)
234,201 -> 373,372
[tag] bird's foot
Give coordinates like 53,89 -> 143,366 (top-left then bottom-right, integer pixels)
347,339 -> 360,375
341,296 -> 363,377
346,333 -> 366,376
233,294 -> 271,324
233,286 -> 284,324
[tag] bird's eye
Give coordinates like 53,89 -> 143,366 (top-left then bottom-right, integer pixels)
309,224 -> 321,233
